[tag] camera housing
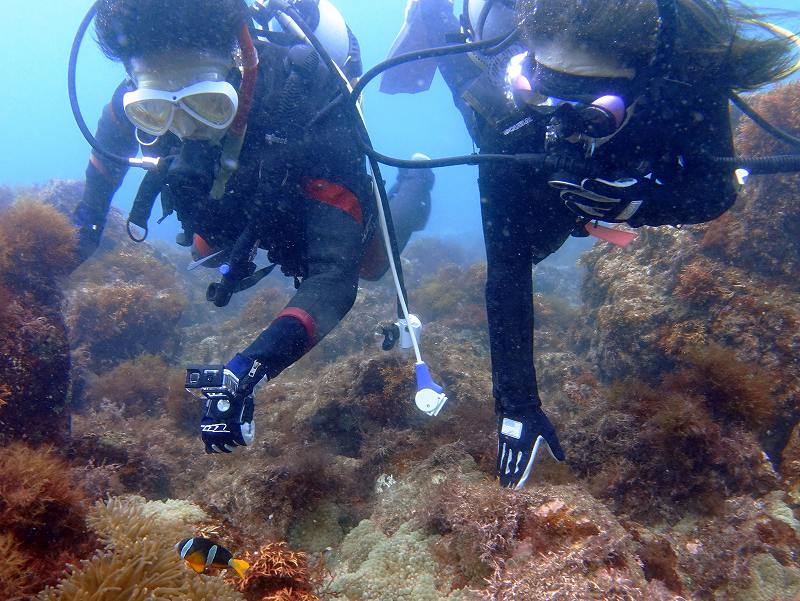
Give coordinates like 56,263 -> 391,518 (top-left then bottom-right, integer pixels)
185,365 -> 239,408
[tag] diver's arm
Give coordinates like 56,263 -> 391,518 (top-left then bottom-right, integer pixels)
73,81 -> 138,260
626,94 -> 737,227
197,195 -> 362,454
231,86 -> 366,382
237,186 -> 362,380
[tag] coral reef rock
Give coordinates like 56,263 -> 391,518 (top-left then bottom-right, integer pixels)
0,198 -> 76,446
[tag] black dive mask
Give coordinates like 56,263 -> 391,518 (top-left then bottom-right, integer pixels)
529,62 -> 636,104
514,62 -> 633,140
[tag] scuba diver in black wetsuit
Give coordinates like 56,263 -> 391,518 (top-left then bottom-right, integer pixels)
72,0 -> 435,454
383,0 -> 800,489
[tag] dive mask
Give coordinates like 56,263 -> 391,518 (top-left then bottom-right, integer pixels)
510,54 -> 632,139
123,80 -> 239,138
123,54 -> 239,139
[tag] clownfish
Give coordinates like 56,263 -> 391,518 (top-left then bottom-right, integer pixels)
176,537 -> 249,579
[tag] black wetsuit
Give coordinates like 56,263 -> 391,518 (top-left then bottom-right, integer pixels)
438,55 -> 737,415
74,40 -> 432,381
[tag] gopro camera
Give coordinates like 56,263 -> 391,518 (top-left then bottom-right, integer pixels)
186,365 -> 239,406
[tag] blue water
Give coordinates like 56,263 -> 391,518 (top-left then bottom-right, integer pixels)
0,0 -> 797,246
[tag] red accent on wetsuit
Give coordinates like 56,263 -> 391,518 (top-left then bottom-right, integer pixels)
358,230 -> 389,280
89,153 -> 116,184
192,234 -> 215,258
276,307 -> 317,350
303,179 -> 363,224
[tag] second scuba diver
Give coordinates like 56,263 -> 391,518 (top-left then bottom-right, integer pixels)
73,0 -> 435,453
383,0 -> 800,489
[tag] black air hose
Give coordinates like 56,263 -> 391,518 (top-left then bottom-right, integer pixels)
706,154 -> 800,175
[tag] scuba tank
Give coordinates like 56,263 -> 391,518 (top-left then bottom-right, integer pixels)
464,0 -> 516,43
252,0 -> 353,73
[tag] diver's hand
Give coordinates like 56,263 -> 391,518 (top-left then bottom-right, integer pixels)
200,392 -> 255,453
497,407 -> 565,490
550,176 -> 658,223
187,354 -> 266,454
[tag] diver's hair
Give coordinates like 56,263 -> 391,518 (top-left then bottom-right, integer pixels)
517,0 -> 800,91
95,0 -> 250,63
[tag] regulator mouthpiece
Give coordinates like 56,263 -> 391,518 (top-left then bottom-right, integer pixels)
414,362 -> 447,417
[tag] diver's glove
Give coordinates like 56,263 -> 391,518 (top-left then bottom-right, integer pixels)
496,407 -> 565,490
550,176 -> 660,223
187,354 -> 266,454
200,392 -> 255,454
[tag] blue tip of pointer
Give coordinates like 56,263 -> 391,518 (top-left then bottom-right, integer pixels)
414,362 -> 447,417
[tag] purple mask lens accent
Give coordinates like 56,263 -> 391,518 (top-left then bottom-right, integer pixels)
592,95 -> 626,128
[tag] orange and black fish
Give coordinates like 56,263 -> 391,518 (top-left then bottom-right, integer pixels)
176,537 -> 249,579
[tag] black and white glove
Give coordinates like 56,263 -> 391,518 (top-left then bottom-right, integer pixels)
497,407 -> 565,490
200,393 -> 255,454
187,355 -> 266,454
550,176 -> 658,223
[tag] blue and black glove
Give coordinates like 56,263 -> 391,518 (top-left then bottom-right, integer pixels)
186,354 -> 266,454
497,407 -> 565,489
549,175 -> 661,223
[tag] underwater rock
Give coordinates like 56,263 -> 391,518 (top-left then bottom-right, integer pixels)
666,494 -> 800,600
733,554 -> 800,601
0,186 -> 12,210
34,179 -> 128,258
563,366 -> 780,521
412,262 -> 487,331
533,263 -> 582,305
0,287 -> 72,446
0,199 -> 78,297
85,354 -> 185,417
329,445 -> 677,601
0,444 -> 95,598
781,423 -> 800,504
575,83 -> 800,469
402,236 -> 469,286
288,500 -> 347,553
331,520 -> 477,601
56,184 -> 190,374
66,281 -> 187,371
0,199 -> 76,446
